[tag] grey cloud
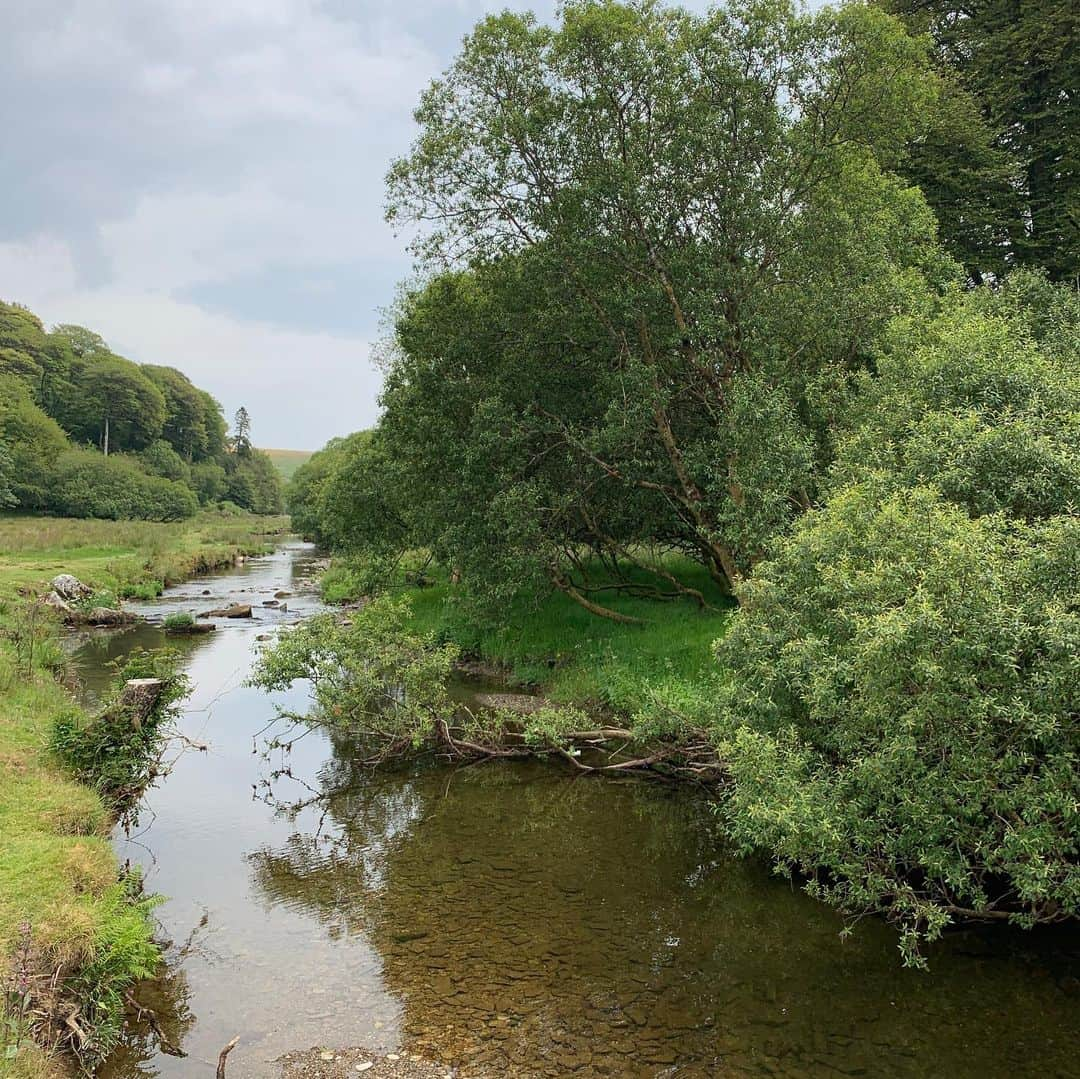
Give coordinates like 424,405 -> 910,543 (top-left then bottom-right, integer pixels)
0,0 -> 719,448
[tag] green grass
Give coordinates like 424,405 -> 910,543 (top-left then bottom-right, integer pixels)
0,510 -> 289,1076
325,555 -> 735,717
264,447 -> 312,481
0,510 -> 289,600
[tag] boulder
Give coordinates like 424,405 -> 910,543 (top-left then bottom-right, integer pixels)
198,604 -> 253,619
261,599 -> 280,608
83,607 -> 136,626
43,590 -> 73,613
274,590 -> 292,599
50,574 -> 91,601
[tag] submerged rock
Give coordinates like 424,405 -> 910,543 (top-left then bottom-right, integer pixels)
165,621 -> 216,635
83,607 -> 137,626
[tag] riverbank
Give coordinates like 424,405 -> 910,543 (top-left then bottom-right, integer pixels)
320,556 -> 734,722
0,511 -> 288,1078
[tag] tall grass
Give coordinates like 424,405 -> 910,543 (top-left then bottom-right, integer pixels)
0,510 -> 289,599
326,554 -> 735,716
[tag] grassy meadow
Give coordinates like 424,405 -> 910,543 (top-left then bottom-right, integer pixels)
264,447 -> 312,481
0,511 -> 287,1076
0,510 -> 289,601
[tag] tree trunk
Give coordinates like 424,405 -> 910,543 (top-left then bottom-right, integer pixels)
551,571 -> 644,624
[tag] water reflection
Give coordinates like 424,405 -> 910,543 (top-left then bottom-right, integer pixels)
249,759 -> 1080,1078
87,544 -> 1079,1079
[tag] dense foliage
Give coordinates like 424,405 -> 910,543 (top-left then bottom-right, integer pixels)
0,300 -> 283,519
288,0 -> 1077,960
884,0 -> 1079,282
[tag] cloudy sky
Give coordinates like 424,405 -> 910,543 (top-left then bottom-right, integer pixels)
1,0 -> 728,449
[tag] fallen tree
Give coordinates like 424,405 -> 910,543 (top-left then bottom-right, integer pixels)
249,600 -> 725,787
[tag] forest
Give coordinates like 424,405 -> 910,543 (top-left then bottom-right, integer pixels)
284,0 -> 1079,963
0,301 -> 283,520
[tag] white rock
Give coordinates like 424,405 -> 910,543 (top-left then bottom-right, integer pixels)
356,1064 -> 373,1073
50,574 -> 90,600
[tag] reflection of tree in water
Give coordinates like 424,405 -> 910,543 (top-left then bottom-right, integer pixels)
247,737 -> 1080,1078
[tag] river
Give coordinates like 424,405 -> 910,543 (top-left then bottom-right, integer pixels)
65,542 -> 1079,1078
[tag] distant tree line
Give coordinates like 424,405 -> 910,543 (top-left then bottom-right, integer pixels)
0,301 -> 283,520
288,0 -> 1079,960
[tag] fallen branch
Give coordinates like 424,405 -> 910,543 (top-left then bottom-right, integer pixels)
217,1035 -> 240,1078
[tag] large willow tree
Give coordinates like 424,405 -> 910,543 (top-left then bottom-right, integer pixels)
385,0 -> 955,609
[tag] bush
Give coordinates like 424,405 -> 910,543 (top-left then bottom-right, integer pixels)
162,611 -> 195,630
841,275 -> 1080,521
714,483 -> 1080,963
49,449 -> 198,521
139,439 -> 190,483
52,649 -> 189,814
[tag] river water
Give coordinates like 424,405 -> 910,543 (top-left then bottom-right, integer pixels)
67,543 -> 1079,1078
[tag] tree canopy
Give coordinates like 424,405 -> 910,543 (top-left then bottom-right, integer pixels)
0,300 -> 283,520
287,0 -> 1080,960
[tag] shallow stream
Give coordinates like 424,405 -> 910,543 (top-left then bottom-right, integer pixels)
67,543 -> 1079,1078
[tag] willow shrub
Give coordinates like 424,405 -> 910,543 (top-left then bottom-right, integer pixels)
714,483 -> 1079,963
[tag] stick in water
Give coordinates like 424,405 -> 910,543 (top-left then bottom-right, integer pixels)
216,1036 -> 240,1079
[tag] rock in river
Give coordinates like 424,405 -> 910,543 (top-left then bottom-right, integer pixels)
199,603 -> 253,619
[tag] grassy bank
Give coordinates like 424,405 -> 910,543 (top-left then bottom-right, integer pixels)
0,511 -> 287,1077
322,556 -> 735,718
0,510 -> 289,602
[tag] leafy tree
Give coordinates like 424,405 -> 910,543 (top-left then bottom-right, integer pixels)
0,302 -> 76,411
386,0 -> 955,608
713,277 -> 1080,961
199,391 -> 229,458
66,354 -> 167,455
52,323 -> 108,358
143,365 -> 213,460
0,443 -> 16,508
884,0 -> 1080,281
286,436 -> 353,541
225,450 -> 283,515
0,375 -> 69,508
189,460 -> 228,505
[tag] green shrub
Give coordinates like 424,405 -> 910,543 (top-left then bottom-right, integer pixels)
714,484 -> 1080,963
139,439 -> 190,483
162,611 -> 195,630
49,449 -> 198,521
52,649 -> 190,815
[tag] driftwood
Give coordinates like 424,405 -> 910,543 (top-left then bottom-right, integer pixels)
217,1036 -> 240,1078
